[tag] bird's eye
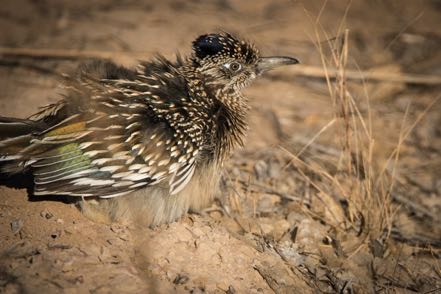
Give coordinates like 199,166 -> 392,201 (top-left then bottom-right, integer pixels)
225,62 -> 242,72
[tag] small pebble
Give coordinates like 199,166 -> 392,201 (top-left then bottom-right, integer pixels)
254,160 -> 269,180
10,219 -> 23,234
173,274 -> 189,285
40,210 -> 54,219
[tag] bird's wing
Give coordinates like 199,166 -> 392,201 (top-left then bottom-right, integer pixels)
24,75 -> 202,198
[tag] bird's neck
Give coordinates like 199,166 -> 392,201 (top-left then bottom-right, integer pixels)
180,66 -> 249,161
219,97 -> 248,160
207,88 -> 249,162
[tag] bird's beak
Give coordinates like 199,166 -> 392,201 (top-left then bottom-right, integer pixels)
256,56 -> 299,74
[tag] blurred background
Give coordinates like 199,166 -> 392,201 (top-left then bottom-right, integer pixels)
1,0 -> 440,293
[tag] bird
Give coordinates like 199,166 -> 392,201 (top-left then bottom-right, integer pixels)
0,32 -> 298,226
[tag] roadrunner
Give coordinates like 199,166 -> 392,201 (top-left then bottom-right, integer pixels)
0,32 -> 298,226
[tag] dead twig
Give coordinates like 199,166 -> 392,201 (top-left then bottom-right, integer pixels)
1,47 -> 441,85
274,64 -> 441,85
0,47 -> 152,60
237,179 -> 304,203
0,59 -> 65,79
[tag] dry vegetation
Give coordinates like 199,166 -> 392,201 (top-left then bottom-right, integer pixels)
1,0 -> 440,293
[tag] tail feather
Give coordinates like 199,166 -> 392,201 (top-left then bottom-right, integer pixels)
0,117 -> 46,174
0,117 -> 45,138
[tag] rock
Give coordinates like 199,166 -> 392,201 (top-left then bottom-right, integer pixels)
173,273 -> 189,285
10,219 -> 23,234
254,160 -> 269,180
40,210 -> 54,219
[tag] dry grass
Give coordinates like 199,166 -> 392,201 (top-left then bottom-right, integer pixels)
220,5 -> 441,291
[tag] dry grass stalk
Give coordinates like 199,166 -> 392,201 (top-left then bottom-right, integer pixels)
283,19 -> 392,244
287,15 -> 441,252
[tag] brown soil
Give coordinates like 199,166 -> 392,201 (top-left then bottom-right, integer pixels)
1,0 -> 440,293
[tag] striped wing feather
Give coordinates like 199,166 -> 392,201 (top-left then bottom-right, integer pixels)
25,76 -> 200,198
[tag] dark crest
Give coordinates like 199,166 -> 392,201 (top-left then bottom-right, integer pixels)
192,33 -> 259,63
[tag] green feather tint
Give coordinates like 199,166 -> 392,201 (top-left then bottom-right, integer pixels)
57,143 -> 91,169
36,143 -> 92,175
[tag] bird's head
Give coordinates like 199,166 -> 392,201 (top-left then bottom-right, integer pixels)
191,32 -> 299,95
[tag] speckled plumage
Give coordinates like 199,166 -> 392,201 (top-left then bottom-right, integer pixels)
0,32 -> 298,226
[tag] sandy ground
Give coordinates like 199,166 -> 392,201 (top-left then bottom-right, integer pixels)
1,0 -> 440,293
